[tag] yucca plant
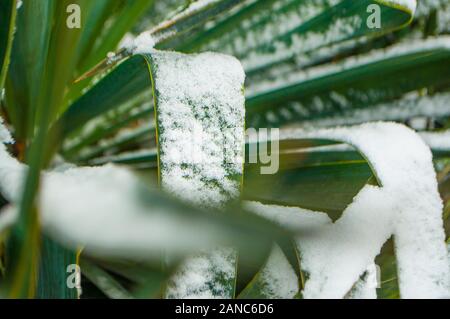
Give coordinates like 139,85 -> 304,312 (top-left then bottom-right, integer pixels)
0,0 -> 449,299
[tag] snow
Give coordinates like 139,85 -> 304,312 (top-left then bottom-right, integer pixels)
202,0 -> 416,73
247,37 -> 450,97
147,50 -> 245,299
166,248 -> 236,299
246,122 -> 450,299
345,264 -> 378,299
0,118 -> 239,261
381,0 -> 417,13
130,32 -> 156,55
294,92 -> 450,129
259,245 -> 299,299
420,130 -> 450,151
0,153 -> 233,260
150,50 -> 246,207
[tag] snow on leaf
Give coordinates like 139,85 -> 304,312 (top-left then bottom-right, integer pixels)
199,0 -> 416,72
295,92 -> 450,129
247,122 -> 450,299
247,37 -> 450,97
345,264 -> 378,299
147,50 -> 246,207
145,50 -> 246,299
258,245 -> 299,299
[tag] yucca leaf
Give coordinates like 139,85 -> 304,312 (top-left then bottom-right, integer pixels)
59,37 -> 450,160
4,0 -> 53,141
55,56 -> 152,141
36,235 -> 78,299
77,0 -> 155,75
3,0 -> 89,298
176,0 -> 416,72
375,238 -> 400,299
142,50 -> 245,298
154,0 -> 247,48
245,161 -> 373,221
0,0 -> 16,93
246,37 -> 450,128
297,91 -> 450,129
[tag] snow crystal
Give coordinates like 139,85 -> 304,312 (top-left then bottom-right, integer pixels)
247,122 -> 450,298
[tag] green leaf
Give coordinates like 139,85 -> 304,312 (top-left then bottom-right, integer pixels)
0,0 -> 16,93
146,0 -> 247,49
36,235 -> 78,299
55,56 -> 152,140
174,0 -> 415,72
245,160 -> 373,221
2,0 -> 88,298
246,37 -> 450,128
375,238 -> 400,299
4,0 -> 54,141
77,0 -> 155,75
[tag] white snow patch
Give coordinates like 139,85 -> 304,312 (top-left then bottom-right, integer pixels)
420,130 -> 450,151
150,50 -> 246,207
246,122 -> 450,299
346,264 -> 378,299
130,32 -> 156,55
166,248 -> 236,299
259,245 -> 299,299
